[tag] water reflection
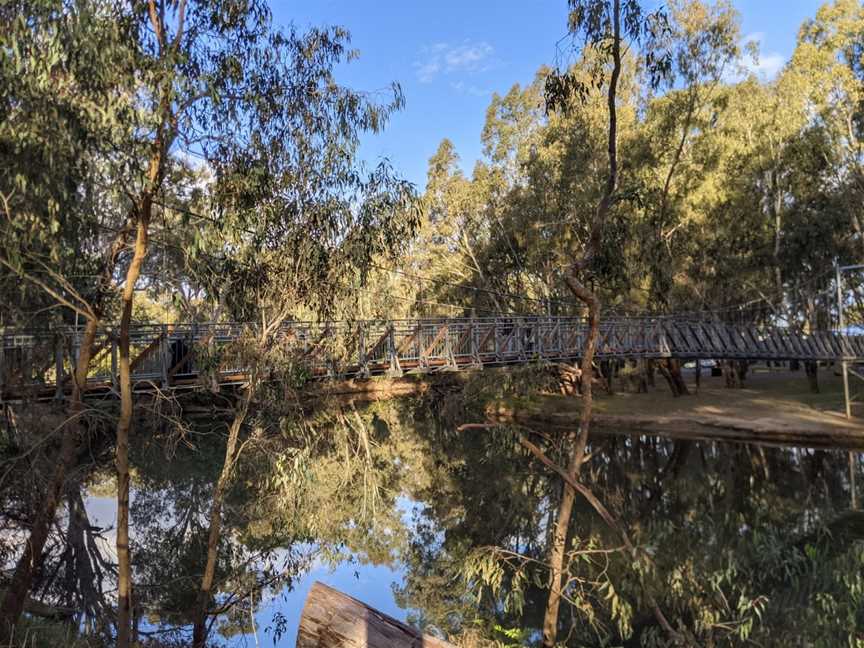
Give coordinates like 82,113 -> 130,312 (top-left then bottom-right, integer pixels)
9,399 -> 862,646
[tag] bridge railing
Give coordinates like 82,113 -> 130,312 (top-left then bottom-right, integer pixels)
3,316 -> 864,398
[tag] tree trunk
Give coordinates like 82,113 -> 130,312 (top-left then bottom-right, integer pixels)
805,360 -> 819,393
298,582 -> 455,648
543,279 -> 600,646
542,0 -> 620,643
694,359 -> 701,392
722,361 -> 734,387
191,389 -> 252,648
116,214 -> 150,648
658,359 -> 688,396
669,359 -> 689,395
602,360 -> 615,394
0,317 -> 98,640
64,482 -> 110,631
541,456 -> 578,646
736,360 -> 749,385
630,360 -> 648,393
658,361 -> 678,395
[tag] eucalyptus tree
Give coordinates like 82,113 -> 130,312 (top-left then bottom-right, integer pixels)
542,2 -> 671,644
411,139 -> 507,314
1,0 -> 416,643
175,31 -> 417,646
185,174 -> 417,645
788,0 -> 864,260
634,0 -> 741,312
0,3 -> 136,639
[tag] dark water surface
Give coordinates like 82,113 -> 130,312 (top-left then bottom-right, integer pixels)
71,400 -> 862,646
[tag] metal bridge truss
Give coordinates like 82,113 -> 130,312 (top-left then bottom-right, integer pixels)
3,316 -> 864,399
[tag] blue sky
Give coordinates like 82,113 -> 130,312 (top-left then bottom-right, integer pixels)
275,0 -> 825,192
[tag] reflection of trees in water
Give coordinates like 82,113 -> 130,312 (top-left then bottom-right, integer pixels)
0,406 -> 116,643
2,398 -> 423,644
396,426 -> 864,646
2,400 -> 862,646
126,398 -> 425,644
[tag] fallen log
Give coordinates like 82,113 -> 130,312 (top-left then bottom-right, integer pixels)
297,581 -> 455,648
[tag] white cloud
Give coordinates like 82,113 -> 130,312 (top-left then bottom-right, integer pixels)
450,80 -> 490,97
749,52 -> 785,79
740,32 -> 786,80
414,40 -> 496,83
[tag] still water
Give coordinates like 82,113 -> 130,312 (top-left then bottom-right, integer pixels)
73,400 -> 862,646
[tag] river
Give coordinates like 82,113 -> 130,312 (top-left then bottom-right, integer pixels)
64,394 -> 862,646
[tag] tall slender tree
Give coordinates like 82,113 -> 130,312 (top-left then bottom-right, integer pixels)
542,1 -> 670,644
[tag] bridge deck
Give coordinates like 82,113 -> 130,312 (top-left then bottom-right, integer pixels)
2,316 -> 863,400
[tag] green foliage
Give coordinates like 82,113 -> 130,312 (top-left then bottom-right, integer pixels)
395,419 -> 864,647
378,0 -> 862,323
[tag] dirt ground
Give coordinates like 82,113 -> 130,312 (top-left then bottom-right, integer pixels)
490,365 -> 864,450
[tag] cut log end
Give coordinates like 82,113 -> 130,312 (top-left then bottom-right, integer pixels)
297,581 -> 455,648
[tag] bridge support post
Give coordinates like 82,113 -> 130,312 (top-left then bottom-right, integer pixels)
469,320 -> 482,368
493,318 -> 500,362
837,263 -> 852,418
0,326 -> 5,404
53,331 -> 64,401
357,324 -> 369,378
111,335 -> 118,392
160,324 -> 169,388
387,324 -> 402,378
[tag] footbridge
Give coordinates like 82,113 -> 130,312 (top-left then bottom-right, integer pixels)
2,316 -> 864,399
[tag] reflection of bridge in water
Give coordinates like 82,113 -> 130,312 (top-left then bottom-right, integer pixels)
3,316 -> 864,399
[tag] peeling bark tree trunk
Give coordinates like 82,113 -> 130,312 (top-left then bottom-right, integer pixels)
0,317 -> 98,640
191,388 -> 253,648
770,167 -> 784,308
298,581 -> 455,648
115,212 -> 150,648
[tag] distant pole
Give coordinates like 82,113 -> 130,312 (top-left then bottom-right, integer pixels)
837,262 -> 851,418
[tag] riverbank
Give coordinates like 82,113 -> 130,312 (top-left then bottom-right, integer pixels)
298,364 -> 864,449
488,367 -> 864,450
